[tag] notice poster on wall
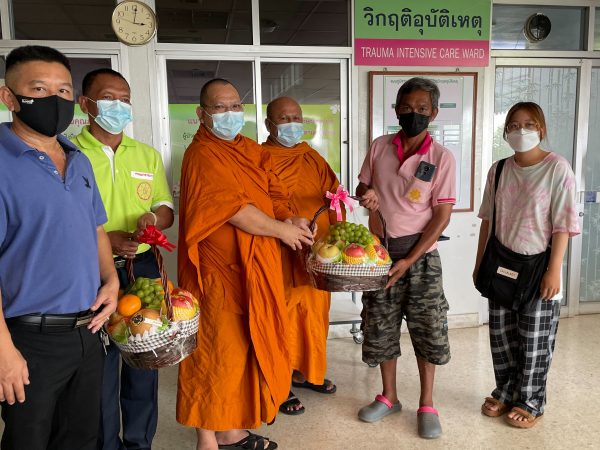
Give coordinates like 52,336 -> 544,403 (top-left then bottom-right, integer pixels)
355,0 -> 491,67
370,72 -> 476,211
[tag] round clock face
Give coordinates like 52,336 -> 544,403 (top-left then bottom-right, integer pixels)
112,1 -> 157,46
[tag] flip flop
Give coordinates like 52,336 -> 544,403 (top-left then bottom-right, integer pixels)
358,394 -> 402,423
291,378 -> 337,394
505,407 -> 543,429
218,431 -> 278,449
481,396 -> 511,417
278,391 -> 305,416
417,406 -> 442,439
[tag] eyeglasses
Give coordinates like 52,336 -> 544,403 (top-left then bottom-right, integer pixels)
396,105 -> 432,115
203,103 -> 243,113
506,121 -> 539,132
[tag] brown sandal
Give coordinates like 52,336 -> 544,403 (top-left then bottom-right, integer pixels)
481,397 -> 511,417
505,407 -> 543,428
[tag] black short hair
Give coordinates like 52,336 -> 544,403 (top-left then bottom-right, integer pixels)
200,78 -> 233,106
396,77 -> 440,110
5,45 -> 71,76
82,68 -> 129,96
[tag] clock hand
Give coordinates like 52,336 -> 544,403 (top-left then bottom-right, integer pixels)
133,5 -> 138,24
119,17 -> 146,26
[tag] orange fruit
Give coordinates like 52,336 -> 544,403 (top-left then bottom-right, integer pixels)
167,279 -> 175,293
117,294 -> 142,317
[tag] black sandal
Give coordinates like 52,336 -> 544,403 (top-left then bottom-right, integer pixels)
278,391 -> 305,416
218,431 -> 278,449
292,378 -> 337,394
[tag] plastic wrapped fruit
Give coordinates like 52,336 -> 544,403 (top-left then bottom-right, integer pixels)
107,319 -> 130,344
127,277 -> 165,310
325,221 -> 375,247
342,243 -> 369,264
315,243 -> 342,264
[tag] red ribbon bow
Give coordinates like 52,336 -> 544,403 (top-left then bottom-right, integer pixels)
137,225 -> 176,252
325,185 -> 355,221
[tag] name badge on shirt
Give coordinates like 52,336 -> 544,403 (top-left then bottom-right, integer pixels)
131,171 -> 154,181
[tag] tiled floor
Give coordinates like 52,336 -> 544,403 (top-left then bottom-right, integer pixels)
154,314 -> 600,450
1,315 -> 598,449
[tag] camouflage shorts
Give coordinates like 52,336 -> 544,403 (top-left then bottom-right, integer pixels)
360,250 -> 450,366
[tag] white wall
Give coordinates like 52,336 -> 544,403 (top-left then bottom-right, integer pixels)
352,65 -> 489,327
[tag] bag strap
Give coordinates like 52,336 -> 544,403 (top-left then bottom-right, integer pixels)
490,158 -> 507,237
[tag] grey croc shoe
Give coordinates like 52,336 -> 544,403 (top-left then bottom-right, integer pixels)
417,406 -> 442,439
358,394 -> 402,423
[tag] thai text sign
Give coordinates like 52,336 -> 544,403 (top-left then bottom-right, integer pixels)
355,0 -> 491,67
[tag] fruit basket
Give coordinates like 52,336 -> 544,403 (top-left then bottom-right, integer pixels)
305,186 -> 392,292
104,227 -> 199,370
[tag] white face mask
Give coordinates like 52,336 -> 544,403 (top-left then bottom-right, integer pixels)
505,128 -> 541,153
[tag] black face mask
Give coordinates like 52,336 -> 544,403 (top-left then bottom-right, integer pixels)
13,94 -> 75,137
398,112 -> 430,137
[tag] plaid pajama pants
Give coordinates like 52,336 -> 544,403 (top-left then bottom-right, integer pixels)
488,299 -> 561,417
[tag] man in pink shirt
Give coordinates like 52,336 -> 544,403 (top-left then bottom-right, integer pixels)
356,77 -> 456,439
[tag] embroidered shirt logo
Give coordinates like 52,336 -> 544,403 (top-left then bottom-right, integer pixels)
136,181 -> 152,200
21,99 -> 34,104
407,189 -> 421,202
131,171 -> 154,180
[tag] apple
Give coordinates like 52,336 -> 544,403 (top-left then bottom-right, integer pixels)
333,239 -> 347,250
171,288 -> 197,306
171,294 -> 197,321
342,244 -> 368,265
374,244 -> 391,263
316,243 -> 342,264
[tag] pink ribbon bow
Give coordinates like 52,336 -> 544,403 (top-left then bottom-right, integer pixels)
137,225 -> 176,252
326,185 -> 355,221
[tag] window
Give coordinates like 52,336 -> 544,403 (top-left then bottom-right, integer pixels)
156,0 -> 252,45
259,0 -> 350,46
12,0 -> 116,42
492,5 -> 586,51
165,59 -> 255,193
261,62 -> 342,173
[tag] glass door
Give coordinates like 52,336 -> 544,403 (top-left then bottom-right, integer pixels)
579,66 -> 600,313
492,58 -> 582,311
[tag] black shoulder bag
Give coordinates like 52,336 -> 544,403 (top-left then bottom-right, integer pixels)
475,158 -> 551,313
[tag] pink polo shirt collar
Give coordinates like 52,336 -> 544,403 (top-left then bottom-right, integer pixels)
392,131 -> 432,166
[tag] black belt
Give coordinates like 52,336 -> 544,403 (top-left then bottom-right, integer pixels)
114,249 -> 153,269
6,310 -> 95,329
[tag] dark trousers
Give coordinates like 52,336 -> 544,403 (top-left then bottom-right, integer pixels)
489,299 -> 560,416
98,251 -> 159,450
1,323 -> 104,450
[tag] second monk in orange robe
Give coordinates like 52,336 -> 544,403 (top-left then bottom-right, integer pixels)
177,80 -> 314,450
263,96 -> 340,416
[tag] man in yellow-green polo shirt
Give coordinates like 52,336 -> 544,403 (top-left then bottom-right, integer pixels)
72,68 -> 174,450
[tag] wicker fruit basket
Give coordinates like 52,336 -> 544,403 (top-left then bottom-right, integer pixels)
305,188 -> 391,292
105,236 -> 199,370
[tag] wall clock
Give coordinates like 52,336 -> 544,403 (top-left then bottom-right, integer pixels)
112,1 -> 157,46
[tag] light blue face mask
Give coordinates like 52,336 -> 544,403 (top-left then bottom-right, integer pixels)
88,98 -> 132,135
275,122 -> 304,147
206,111 -> 245,141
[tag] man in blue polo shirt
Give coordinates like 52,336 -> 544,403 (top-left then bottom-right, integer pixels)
0,46 -> 119,450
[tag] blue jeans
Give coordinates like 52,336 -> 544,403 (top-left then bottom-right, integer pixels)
98,250 -> 160,450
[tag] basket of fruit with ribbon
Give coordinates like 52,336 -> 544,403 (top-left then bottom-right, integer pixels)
104,226 -> 200,370
305,186 -> 392,292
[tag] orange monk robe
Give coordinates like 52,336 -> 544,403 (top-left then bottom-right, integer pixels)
177,126 -> 293,430
263,139 -> 339,385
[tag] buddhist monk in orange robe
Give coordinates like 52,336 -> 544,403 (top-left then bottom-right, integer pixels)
177,80 -> 314,450
262,97 -> 340,416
